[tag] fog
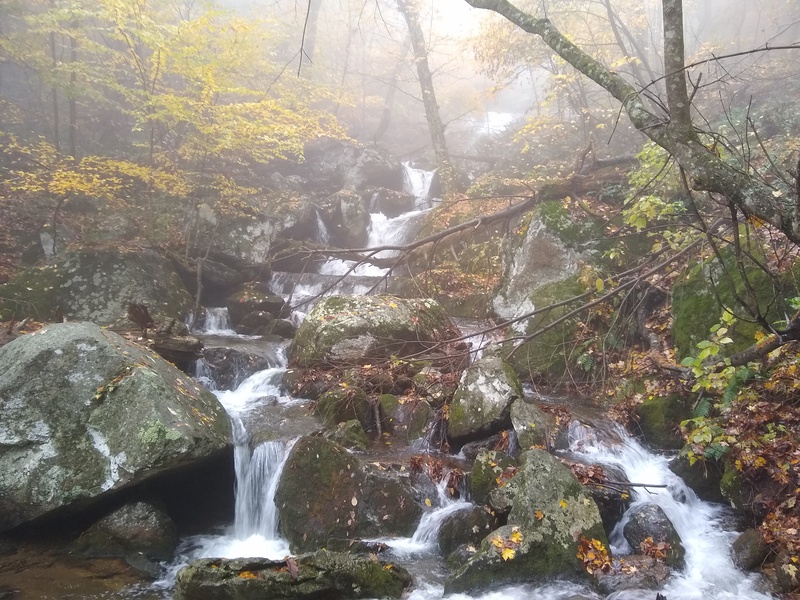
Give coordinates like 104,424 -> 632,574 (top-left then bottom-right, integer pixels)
1,0 -> 798,173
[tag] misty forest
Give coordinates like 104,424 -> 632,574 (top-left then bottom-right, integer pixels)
1,0 -> 800,598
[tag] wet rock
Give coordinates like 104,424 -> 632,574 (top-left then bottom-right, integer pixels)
459,434 -> 506,462
299,138 -> 402,192
379,395 -> 431,443
446,449 -> 606,593
226,285 -> 289,326
74,500 -> 177,561
668,455 -> 725,503
175,551 -> 412,600
149,335 -> 203,372
510,398 -> 557,450
0,538 -> 17,556
0,322 -> 231,531
730,528 -> 769,571
447,356 -> 521,446
776,551 -> 800,593
438,506 -> 497,556
634,394 -> 691,450
274,436 -> 421,553
365,187 -> 415,218
594,555 -> 670,595
583,464 -> 631,533
323,420 -> 368,451
316,385 -> 372,431
319,188 -> 371,248
0,248 -> 193,326
623,504 -> 685,568
200,347 -> 273,391
470,450 -> 517,506
235,311 -> 297,338
170,255 -> 250,304
290,295 -> 464,370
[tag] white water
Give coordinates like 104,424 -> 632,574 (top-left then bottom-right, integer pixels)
188,306 -> 236,335
568,420 -> 775,600
319,163 -> 436,278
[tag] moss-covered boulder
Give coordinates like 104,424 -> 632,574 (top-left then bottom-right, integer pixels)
730,528 -> 770,571
0,248 -> 193,326
672,246 -> 800,359
438,505 -> 498,556
446,449 -> 607,593
506,276 -> 587,381
668,455 -> 725,503
470,450 -> 517,506
634,394 -> 691,450
0,322 -> 231,531
318,188 -> 371,248
73,500 -> 177,561
174,551 -> 412,600
290,295 -> 463,369
379,394 -> 432,443
323,420 -> 368,451
623,504 -> 685,568
274,436 -> 421,552
447,356 -> 521,445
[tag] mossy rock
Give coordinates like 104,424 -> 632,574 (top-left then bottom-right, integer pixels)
507,276 -> 587,381
175,551 -> 412,600
274,436 -> 420,553
290,295 -> 463,369
226,285 -> 288,326
510,398 -> 558,450
720,463 -> 747,510
672,244 -> 800,359
447,450 -> 606,594
315,385 -> 372,431
323,420 -> 368,451
634,393 -> 691,450
0,248 -> 193,326
470,450 -> 517,505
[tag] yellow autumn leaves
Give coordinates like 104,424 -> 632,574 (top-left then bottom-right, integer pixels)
491,527 -> 523,561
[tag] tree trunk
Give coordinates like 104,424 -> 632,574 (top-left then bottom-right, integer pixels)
49,27 -> 60,153
299,0 -> 322,77
395,0 -> 458,198
461,0 -> 798,243
68,34 -> 78,158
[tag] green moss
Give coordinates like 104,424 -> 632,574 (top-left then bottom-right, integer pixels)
634,394 -> 691,450
673,245 -> 800,359
508,276 -> 586,380
471,450 -> 516,505
720,464 -> 746,510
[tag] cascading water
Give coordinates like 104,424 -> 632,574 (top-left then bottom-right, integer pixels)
188,306 -> 236,335
317,163 -> 437,278
566,420 -> 776,600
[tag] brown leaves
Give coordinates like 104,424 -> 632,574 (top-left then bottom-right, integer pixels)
640,536 -> 671,562
577,536 -> 612,574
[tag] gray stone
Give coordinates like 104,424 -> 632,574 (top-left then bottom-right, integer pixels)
594,555 -> 670,595
175,552 -> 412,600
0,248 -> 193,326
0,322 -> 231,531
448,356 -> 521,445
510,398 -> 556,450
74,500 -> 177,561
623,504 -> 685,568
731,528 -> 769,571
324,420 -> 368,451
437,506 -> 497,556
470,450 -> 517,506
274,436 -> 421,553
290,295 -> 463,369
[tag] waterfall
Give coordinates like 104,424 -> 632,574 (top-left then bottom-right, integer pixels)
188,307 -> 236,335
314,208 -> 331,245
402,161 -> 436,207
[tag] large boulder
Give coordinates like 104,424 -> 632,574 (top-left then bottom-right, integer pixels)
299,138 -> 402,192
634,394 -> 691,450
447,356 -> 521,445
446,449 -> 607,593
510,397 -> 558,450
622,504 -> 685,568
0,248 -> 193,326
289,295 -> 464,369
175,552 -> 412,600
0,322 -> 231,531
274,436 -> 421,552
73,500 -> 177,561
226,284 -> 289,326
318,188 -> 371,248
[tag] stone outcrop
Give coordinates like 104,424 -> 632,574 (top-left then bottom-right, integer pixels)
622,503 -> 685,568
0,248 -> 193,326
175,552 -> 412,600
0,322 -> 231,531
290,295 -> 464,370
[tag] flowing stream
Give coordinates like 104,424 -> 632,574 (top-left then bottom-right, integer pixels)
155,162 -> 776,599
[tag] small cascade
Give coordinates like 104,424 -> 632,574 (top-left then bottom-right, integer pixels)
402,161 -> 436,207
410,476 -> 471,547
193,358 -> 217,391
314,208 -> 331,245
269,270 -> 387,315
189,307 -> 236,335
234,435 -> 295,541
568,420 -> 775,600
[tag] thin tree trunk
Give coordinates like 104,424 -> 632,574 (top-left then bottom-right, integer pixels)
68,35 -> 78,158
49,26 -> 60,153
395,0 -> 458,198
